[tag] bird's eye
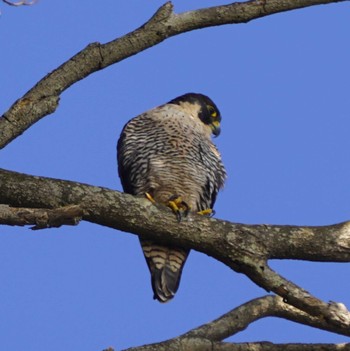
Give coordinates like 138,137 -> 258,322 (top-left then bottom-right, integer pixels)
207,105 -> 217,118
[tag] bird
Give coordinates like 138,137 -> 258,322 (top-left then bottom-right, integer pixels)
117,93 -> 226,302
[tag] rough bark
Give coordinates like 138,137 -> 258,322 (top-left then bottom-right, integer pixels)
107,297 -> 350,350
1,168 -> 350,342
122,341 -> 350,351
1,1 -> 350,350
0,204 -> 83,229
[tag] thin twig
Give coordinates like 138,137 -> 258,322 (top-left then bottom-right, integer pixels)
2,0 -> 37,6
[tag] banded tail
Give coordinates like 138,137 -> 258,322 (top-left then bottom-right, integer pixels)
140,239 -> 189,302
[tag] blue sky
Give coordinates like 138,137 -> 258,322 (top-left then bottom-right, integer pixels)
1,1 -> 350,350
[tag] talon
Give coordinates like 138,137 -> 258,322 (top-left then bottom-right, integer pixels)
197,208 -> 215,217
167,195 -> 191,222
145,192 -> 156,204
168,199 -> 182,222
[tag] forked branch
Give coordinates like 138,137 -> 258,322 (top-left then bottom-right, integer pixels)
1,168 -> 349,338
122,296 -> 350,351
1,1 -> 350,349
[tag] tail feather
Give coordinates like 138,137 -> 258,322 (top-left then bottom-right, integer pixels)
140,239 -> 189,302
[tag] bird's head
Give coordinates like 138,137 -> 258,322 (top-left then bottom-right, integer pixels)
169,93 -> 222,137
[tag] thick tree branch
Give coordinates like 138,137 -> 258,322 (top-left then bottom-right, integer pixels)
1,168 -> 349,336
123,341 -> 350,351
1,169 -> 349,262
0,0 -> 348,148
2,2 -> 349,350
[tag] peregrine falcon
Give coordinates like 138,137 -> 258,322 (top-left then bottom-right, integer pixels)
117,93 -> 226,302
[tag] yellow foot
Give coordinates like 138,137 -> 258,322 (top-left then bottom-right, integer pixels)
168,195 -> 191,222
145,192 -> 156,204
197,208 -> 216,217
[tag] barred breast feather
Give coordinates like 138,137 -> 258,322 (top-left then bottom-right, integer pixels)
117,94 -> 226,302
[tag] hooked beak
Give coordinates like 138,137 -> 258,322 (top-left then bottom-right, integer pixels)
211,120 -> 221,137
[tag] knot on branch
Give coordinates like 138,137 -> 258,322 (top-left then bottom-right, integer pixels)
327,301 -> 350,327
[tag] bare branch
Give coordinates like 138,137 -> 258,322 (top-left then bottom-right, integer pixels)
123,300 -> 350,351
2,1 -> 349,350
123,340 -> 350,351
0,0 -> 348,148
0,204 -> 83,229
212,344 -> 350,351
185,295 -> 350,340
122,294 -> 350,351
2,0 -> 37,6
0,168 -> 350,335
233,262 -> 350,330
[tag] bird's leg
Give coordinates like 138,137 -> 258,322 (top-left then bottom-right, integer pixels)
197,209 -> 216,217
145,192 -> 156,204
145,192 -> 191,222
167,195 -> 191,222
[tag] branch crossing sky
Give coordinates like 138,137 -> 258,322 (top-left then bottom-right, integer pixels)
1,1 -> 350,350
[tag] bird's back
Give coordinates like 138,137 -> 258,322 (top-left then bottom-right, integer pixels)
117,95 -> 226,302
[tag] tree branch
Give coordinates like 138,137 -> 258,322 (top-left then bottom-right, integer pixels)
0,0 -> 348,148
0,204 -> 83,229
3,1 -> 350,349
115,296 -> 350,350
1,168 -> 350,336
2,0 -> 37,6
184,295 -> 350,340
122,341 -> 350,351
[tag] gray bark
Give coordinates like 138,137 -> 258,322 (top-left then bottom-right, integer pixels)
1,1 -> 349,350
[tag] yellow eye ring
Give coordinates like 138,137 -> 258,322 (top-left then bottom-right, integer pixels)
207,105 -> 217,117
